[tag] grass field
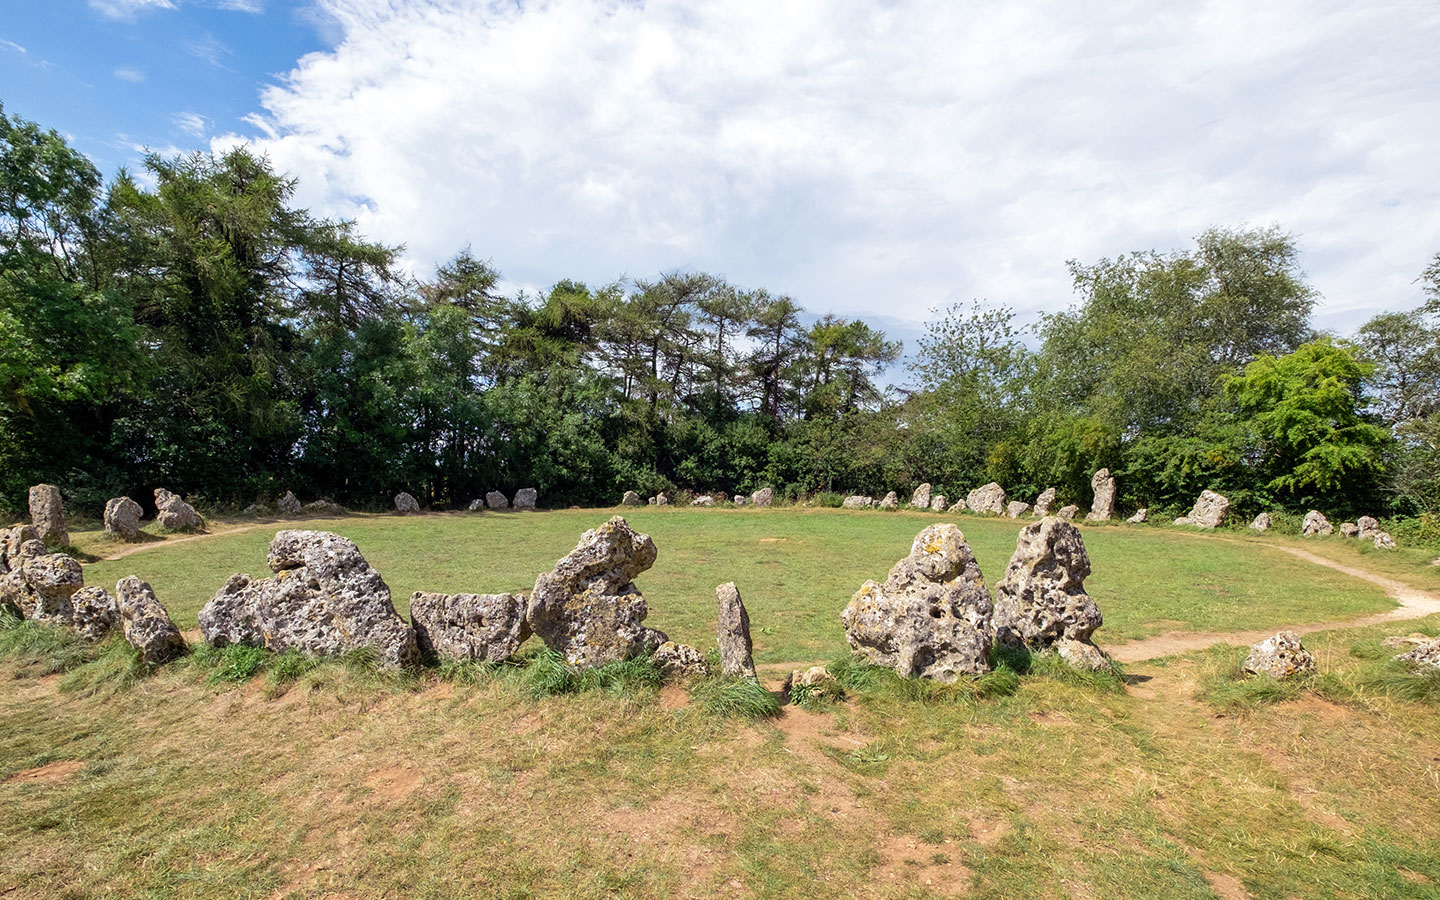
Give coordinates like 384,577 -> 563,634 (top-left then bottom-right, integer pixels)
76,507 -> 1402,660
5,508 -> 1440,899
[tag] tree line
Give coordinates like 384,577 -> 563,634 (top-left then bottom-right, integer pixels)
2,104 -> 1437,522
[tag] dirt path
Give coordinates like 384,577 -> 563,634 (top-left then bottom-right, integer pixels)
1106,543 -> 1440,663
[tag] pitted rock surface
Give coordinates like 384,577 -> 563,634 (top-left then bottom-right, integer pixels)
71,586 -> 119,641
654,641 -> 710,679
1302,510 -> 1332,536
1250,512 -> 1272,532
1356,516 -> 1381,539
966,482 -> 1006,515
842,496 -> 873,509
410,590 -> 528,663
878,491 -> 899,510
622,490 -> 643,507
1396,638 -> 1440,669
993,517 -> 1102,658
1056,504 -> 1079,521
1007,501 -> 1031,519
116,576 -> 187,665
104,497 -> 144,541
485,491 -> 509,510
394,492 -> 420,514
14,553 -> 84,624
1086,469 -> 1116,521
1339,522 -> 1359,538
910,484 -> 931,509
28,484 -> 67,547
513,488 -> 538,509
154,488 -> 204,532
1243,631 -> 1314,680
1374,531 -> 1396,550
930,495 -> 949,512
751,487 -> 773,507
526,516 -> 666,668
1033,488 -> 1057,517
841,524 -> 994,681
1178,490 -> 1229,529
277,491 -> 302,514
715,581 -> 756,677
199,530 -> 419,667
733,494 -> 746,506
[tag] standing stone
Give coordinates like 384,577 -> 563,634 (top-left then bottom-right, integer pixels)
28,484 -> 68,547
692,494 -> 715,507
1006,501 -> 1031,519
485,490 -> 509,510
622,491 -> 643,507
513,488 -> 538,510
1339,522 -> 1360,538
277,491 -> 302,515
104,497 -> 144,541
304,500 -> 344,516
467,498 -> 484,511
930,495 -> 949,512
70,586 -> 119,641
12,552 -> 84,625
1374,532 -> 1396,550
751,487 -> 773,508
992,517 -> 1103,661
654,641 -> 710,678
1250,513 -> 1272,532
878,491 -> 899,510
655,493 -> 669,507
1356,516 -> 1381,539
1175,490 -> 1229,529
394,492 -> 421,514
409,591 -> 529,663
1243,631 -> 1314,680
715,581 -> 756,677
910,483 -> 932,509
154,488 -> 205,532
1056,505 -> 1079,521
842,496 -> 873,509
116,576 -> 187,665
1301,510 -> 1332,536
1085,469 -> 1116,522
1033,488 -> 1057,517
1126,509 -> 1149,524
526,516 -> 667,668
841,523 -> 994,681
966,483 -> 1007,515
200,530 -> 419,667
733,494 -> 746,506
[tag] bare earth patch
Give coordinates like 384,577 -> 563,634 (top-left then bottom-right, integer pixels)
7,759 -> 83,784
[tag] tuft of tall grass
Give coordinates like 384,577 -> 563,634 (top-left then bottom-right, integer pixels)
508,649 -> 663,700
0,615 -> 104,676
825,652 -> 1021,705
690,675 -> 782,719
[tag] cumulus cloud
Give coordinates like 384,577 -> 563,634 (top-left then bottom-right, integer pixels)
223,0 -> 1440,336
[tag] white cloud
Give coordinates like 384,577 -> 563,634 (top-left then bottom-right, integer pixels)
113,66 -> 146,83
173,111 -> 210,136
90,0 -> 175,20
185,34 -> 231,66
0,38 -> 26,54
224,0 -> 1440,339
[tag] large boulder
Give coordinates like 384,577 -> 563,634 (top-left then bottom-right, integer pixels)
70,586 -> 119,641
104,497 -> 144,541
1085,469 -> 1116,522
199,530 -> 419,668
526,516 -> 666,668
878,491 -> 899,510
116,576 -> 187,665
992,517 -> 1103,658
277,491 -> 302,515
910,483 -> 932,509
751,487 -> 773,508
409,591 -> 529,663
842,496 -> 873,509
513,488 -> 538,510
394,492 -> 420,514
1301,510 -> 1332,536
622,490 -> 643,507
485,490 -> 509,510
1177,490 -> 1229,529
15,552 -> 84,625
1243,631 -> 1314,680
154,488 -> 204,532
841,524 -> 994,681
930,495 -> 949,512
27,484 -> 68,547
966,483 -> 1006,515
1033,488 -> 1057,517
1006,501 -> 1031,519
1339,522 -> 1360,538
715,581 -> 756,677
692,494 -> 715,507
1356,516 -> 1381,539
1250,513 -> 1272,532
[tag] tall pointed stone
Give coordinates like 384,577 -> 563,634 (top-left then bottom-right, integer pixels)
715,582 -> 756,677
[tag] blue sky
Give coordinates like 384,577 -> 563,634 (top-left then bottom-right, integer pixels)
3,0 -> 1439,348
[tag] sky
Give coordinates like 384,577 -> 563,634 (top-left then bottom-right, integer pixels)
3,0 -> 1439,352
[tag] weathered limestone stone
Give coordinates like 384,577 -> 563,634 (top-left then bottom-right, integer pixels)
841,524 -> 994,681
930,495 -> 948,512
1177,490 -> 1229,529
993,517 -> 1103,660
1339,522 -> 1359,538
304,500 -> 344,516
527,516 -> 667,668
513,488 -> 538,510
104,496 -> 143,541
1374,531 -> 1396,550
654,493 -> 669,506
199,530 -> 419,668
733,494 -> 746,506
154,488 -> 204,532
1055,636 -> 1109,671
910,483 -> 932,509
783,665 -> 842,703
485,490 -> 509,510
1056,505 -> 1079,521
1301,510 -> 1332,536
395,492 -> 420,514
1085,469 -> 1116,522
1126,509 -> 1148,524
1250,512 -> 1272,532
654,641 -> 710,678
70,586 -> 119,641
878,491 -> 899,510
692,494 -> 715,507
1033,488 -> 1057,517
966,482 -> 1006,515
11,552 -> 84,624
842,496 -> 873,509
116,576 -> 187,665
622,490 -> 643,507
1007,501 -> 1031,519
751,487 -> 773,507
716,581 -> 755,677
1356,516 -> 1381,539
409,591 -> 529,663
1396,638 -> 1440,669
0,525 -> 38,571
277,491 -> 302,514
1243,631 -> 1314,679
467,498 -> 484,511
28,484 -> 68,547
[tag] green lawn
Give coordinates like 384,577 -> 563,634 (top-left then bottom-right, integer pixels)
78,507 -> 1397,662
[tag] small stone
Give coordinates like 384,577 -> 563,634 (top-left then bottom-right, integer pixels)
1250,513 -> 1271,532
242,503 -> 271,516
878,491 -> 899,510
1056,505 -> 1079,521
1033,488 -> 1057,517
1006,501 -> 1031,519
1126,509 -> 1148,524
1395,638 -> 1440,669
966,483 -> 1006,515
277,491 -> 302,514
733,494 -> 746,506
910,483 -> 932,509
930,495 -> 948,512
842,496 -> 873,509
654,641 -> 710,679
1055,636 -> 1109,671
1356,516 -> 1381,539
395,492 -> 421,514
1380,633 -> 1431,650
715,581 -> 756,677
655,493 -> 669,507
70,586 -> 119,641
116,576 -> 187,665
1182,490 -> 1229,529
27,484 -> 68,547
1243,631 -> 1314,679
513,488 -> 537,510
104,497 -> 144,541
1373,531 -> 1396,550
485,490 -> 509,510
154,488 -> 204,532
692,494 -> 715,507
751,487 -> 773,507
410,591 -> 529,663
783,665 -> 842,703
1301,510 -> 1332,536
622,490 -> 643,507
1339,522 -> 1359,538
1085,469 -> 1116,521
303,500 -> 344,516
467,499 -> 484,511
